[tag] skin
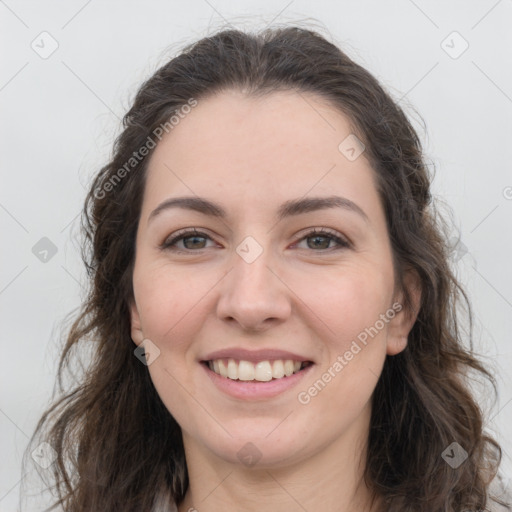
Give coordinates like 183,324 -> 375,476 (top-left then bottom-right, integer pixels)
129,89 -> 420,512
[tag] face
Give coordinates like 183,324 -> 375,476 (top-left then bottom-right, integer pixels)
129,89 -> 418,469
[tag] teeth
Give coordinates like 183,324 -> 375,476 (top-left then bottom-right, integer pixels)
255,361 -> 273,381
219,359 -> 228,377
272,359 -> 285,378
227,359 -> 238,380
207,358 -> 307,382
284,360 -> 295,376
239,360 -> 255,381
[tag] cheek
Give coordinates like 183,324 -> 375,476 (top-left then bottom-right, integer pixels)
133,260 -> 215,345
297,273 -> 390,419
292,260 -> 393,341
293,262 -> 392,400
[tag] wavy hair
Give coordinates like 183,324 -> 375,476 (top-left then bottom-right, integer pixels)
24,25 -> 508,512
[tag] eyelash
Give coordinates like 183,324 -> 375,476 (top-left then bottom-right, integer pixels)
160,227 -> 351,253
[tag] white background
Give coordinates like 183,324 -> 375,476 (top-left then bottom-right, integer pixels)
1,1 -> 511,510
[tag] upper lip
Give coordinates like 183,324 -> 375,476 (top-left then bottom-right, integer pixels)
201,348 -> 314,363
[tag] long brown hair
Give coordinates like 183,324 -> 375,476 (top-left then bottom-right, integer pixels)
24,25 -> 508,511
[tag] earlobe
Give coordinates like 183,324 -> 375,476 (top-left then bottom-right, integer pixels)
129,300 -> 144,346
387,335 -> 408,356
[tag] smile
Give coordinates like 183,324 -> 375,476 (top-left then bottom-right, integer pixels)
201,359 -> 315,400
204,358 -> 313,382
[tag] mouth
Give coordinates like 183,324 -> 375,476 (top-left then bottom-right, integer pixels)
201,358 -> 314,382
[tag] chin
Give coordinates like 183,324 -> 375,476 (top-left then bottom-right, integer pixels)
198,427 -> 309,469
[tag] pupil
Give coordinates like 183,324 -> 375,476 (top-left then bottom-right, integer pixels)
184,236 -> 205,249
309,236 -> 329,250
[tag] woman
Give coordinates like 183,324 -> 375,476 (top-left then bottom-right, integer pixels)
25,25 -> 510,511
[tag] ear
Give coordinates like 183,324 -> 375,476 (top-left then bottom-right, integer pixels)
386,269 -> 422,356
129,299 -> 145,347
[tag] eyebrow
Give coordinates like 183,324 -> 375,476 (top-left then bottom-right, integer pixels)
147,195 -> 369,225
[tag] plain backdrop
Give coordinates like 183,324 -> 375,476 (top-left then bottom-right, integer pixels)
1,1 -> 511,510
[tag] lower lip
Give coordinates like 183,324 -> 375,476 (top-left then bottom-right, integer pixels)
201,362 -> 314,400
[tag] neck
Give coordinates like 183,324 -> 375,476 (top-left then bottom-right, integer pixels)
177,405 -> 379,512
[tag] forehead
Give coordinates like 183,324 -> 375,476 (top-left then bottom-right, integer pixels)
142,89 -> 380,219
151,89 -> 358,164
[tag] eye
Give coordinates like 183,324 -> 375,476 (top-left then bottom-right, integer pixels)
160,229 -> 216,252
160,227 -> 351,253
294,228 -> 351,251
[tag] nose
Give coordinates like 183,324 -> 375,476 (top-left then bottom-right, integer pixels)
216,245 -> 292,332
